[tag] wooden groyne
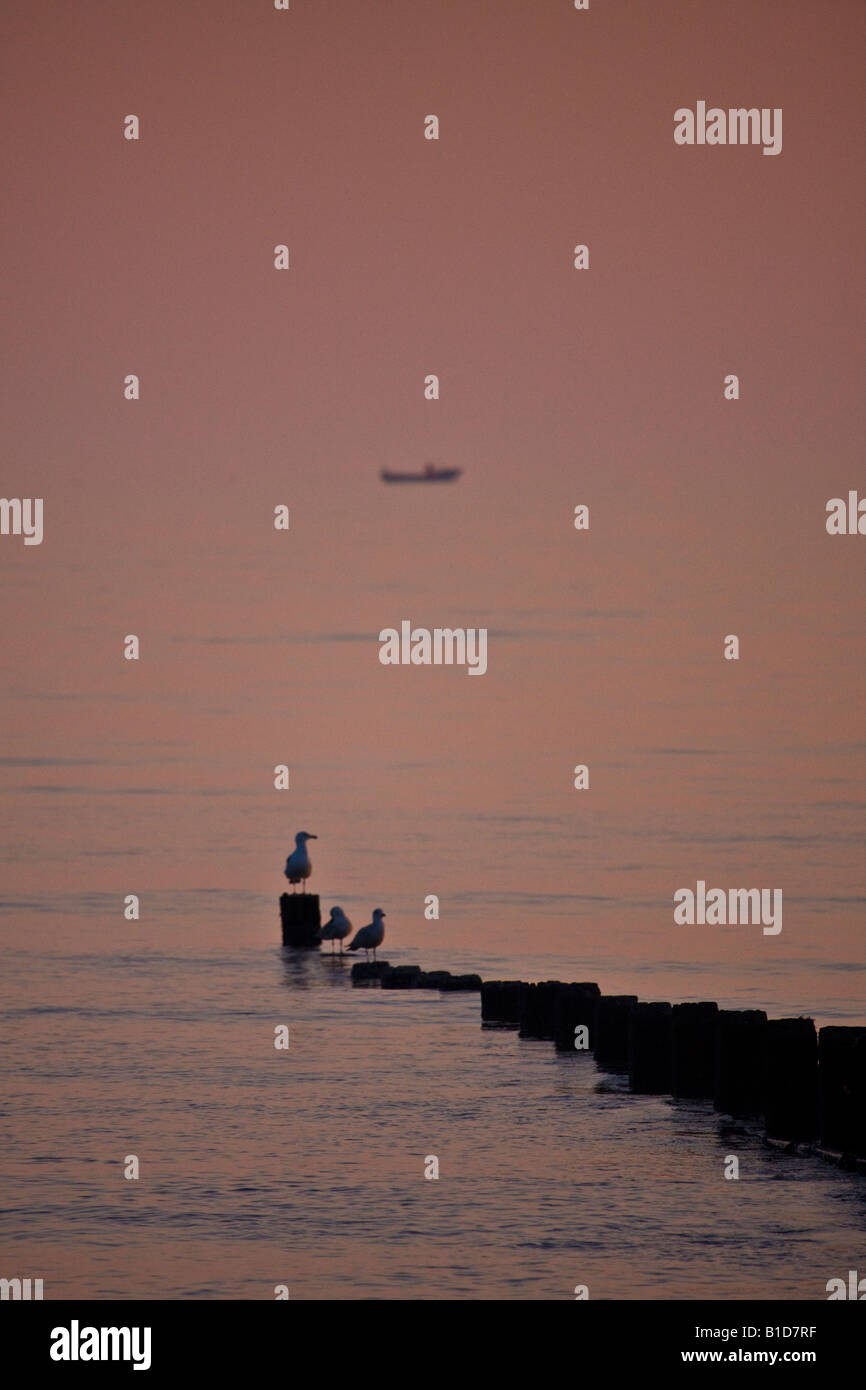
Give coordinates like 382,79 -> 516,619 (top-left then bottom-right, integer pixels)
671,1001 -> 718,1099
479,978 -> 866,1168
351,961 -> 481,990
279,910 -> 865,1170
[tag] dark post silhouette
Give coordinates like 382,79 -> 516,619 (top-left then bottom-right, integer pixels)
518,981 -> 561,1039
439,973 -> 482,991
764,1017 -> 818,1141
714,1009 -> 767,1117
818,1026 -> 866,1159
280,892 -> 321,947
480,980 -> 523,1025
553,983 -> 601,1052
416,970 -> 456,989
593,995 -> 638,1069
628,1002 -> 673,1094
672,1001 -> 719,1098
350,960 -> 391,982
380,965 -> 423,989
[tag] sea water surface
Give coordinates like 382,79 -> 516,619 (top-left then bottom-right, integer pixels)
1,484 -> 865,1298
3,0 -> 866,1303
1,889 -> 865,1301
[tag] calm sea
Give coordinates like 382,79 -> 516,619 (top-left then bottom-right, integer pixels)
1,883 -> 864,1301
2,507 -> 864,1298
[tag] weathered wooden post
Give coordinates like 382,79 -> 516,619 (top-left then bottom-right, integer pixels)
553,983 -> 600,1052
439,973 -> 482,991
380,965 -> 423,988
518,981 -> 561,1039
481,980 -> 503,1019
714,1009 -> 767,1117
628,1002 -> 673,1094
416,971 -> 456,990
672,1001 -> 719,1098
764,1017 -> 818,1142
350,960 -> 391,982
279,892 -> 321,948
818,1025 -> 866,1159
481,980 -> 523,1025
593,995 -> 638,1070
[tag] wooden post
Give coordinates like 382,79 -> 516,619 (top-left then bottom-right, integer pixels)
628,1002 -> 672,1094
350,960 -> 391,982
518,981 -> 561,1039
553,983 -> 600,1052
672,1002 -> 719,1098
593,995 -> 638,1070
481,980 -> 523,1025
764,1017 -> 818,1141
380,965 -> 423,989
279,892 -> 321,947
818,1026 -> 866,1158
714,1009 -> 767,1117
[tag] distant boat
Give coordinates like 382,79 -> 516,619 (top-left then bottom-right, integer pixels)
381,462 -> 462,484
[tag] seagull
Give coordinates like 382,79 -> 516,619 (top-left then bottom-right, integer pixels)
347,909 -> 386,961
318,906 -> 353,956
284,831 -> 317,892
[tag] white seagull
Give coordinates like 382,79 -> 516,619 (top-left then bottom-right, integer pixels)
318,906 -> 353,955
347,908 -> 387,961
284,831 -> 317,892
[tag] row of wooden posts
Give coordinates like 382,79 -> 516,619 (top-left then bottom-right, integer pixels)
280,894 -> 865,1166
481,980 -> 865,1161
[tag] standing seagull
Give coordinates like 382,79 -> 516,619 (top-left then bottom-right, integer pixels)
318,906 -> 353,956
347,908 -> 386,961
284,831 -> 317,892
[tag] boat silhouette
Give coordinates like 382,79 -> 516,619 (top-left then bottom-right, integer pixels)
381,462 -> 462,484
